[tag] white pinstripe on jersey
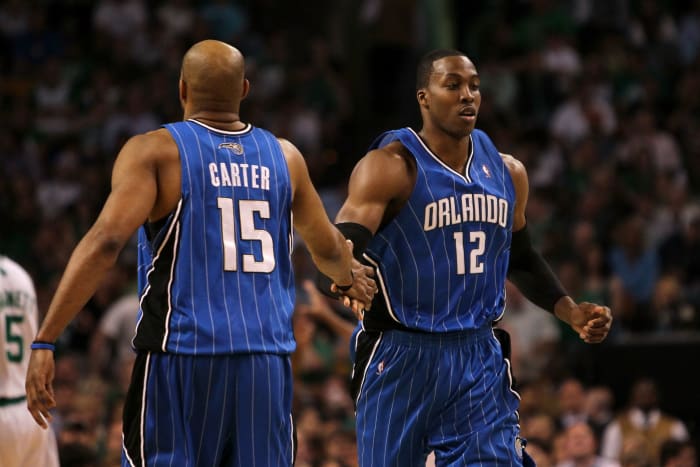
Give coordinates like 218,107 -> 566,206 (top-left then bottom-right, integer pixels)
133,121 -> 295,355
363,127 -> 516,333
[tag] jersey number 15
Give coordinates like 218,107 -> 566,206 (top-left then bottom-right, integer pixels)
218,197 -> 275,273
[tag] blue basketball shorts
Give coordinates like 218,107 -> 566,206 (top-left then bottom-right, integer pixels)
122,352 -> 294,467
351,326 -> 524,466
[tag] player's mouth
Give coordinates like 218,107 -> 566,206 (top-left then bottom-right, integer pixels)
458,107 -> 477,122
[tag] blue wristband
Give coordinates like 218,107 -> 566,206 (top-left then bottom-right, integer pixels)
30,341 -> 55,351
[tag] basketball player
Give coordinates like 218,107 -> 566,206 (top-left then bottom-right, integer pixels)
324,50 -> 613,466
0,255 -> 59,466
25,40 -> 376,467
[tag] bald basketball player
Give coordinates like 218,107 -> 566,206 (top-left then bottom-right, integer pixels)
25,40 -> 376,467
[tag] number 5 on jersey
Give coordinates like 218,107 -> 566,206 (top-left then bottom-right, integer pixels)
217,197 -> 276,273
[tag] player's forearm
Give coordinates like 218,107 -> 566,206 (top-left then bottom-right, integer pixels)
35,227 -> 124,342
507,225 -> 567,313
315,222 -> 373,297
553,295 -> 577,326
309,231 -> 354,288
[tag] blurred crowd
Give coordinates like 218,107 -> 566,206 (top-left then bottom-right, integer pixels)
1,0 -> 699,466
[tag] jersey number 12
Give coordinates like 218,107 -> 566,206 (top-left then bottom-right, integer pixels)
453,231 -> 486,275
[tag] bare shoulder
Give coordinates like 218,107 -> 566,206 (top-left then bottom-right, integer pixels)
276,137 -> 307,179
276,137 -> 296,151
499,152 -> 525,175
277,137 -> 303,162
375,140 -> 414,164
499,152 -> 528,187
357,140 -> 415,179
122,128 -> 178,161
348,140 -> 415,204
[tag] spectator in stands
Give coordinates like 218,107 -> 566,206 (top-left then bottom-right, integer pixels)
2,1 -> 699,464
659,439 -> 697,467
608,212 -> 659,332
556,420 -> 620,467
584,385 -> 615,444
555,377 -> 589,431
526,437 -> 554,467
601,378 -> 690,464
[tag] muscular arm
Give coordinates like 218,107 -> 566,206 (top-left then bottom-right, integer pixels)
35,134 -> 162,342
280,138 -> 353,287
503,153 -> 575,318
503,153 -> 612,342
312,144 -> 413,311
502,154 -> 528,233
27,131 -> 172,428
335,142 -> 415,232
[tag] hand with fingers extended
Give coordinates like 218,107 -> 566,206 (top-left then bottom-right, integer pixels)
331,251 -> 377,320
559,300 -> 613,344
25,348 -> 57,429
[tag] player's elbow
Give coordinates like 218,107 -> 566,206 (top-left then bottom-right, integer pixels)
87,225 -> 128,261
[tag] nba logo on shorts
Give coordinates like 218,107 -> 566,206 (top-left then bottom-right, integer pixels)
514,436 -> 524,459
376,361 -> 385,375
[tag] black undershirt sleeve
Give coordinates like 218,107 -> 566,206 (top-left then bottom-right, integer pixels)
315,222 -> 373,298
507,225 -> 568,313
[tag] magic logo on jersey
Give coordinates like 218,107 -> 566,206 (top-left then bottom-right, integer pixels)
218,141 -> 244,154
423,193 -> 509,231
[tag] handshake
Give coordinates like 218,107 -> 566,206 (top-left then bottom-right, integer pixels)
323,240 -> 378,321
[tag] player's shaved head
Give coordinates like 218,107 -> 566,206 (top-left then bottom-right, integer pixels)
180,40 -> 246,112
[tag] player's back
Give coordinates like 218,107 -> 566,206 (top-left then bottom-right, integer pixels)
364,127 -> 516,332
134,120 -> 295,355
0,256 -> 38,400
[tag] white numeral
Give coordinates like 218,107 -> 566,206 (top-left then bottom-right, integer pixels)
218,198 -> 238,271
469,231 -> 485,273
218,197 -> 276,273
453,230 -> 486,275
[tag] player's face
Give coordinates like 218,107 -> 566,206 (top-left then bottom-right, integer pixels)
421,56 -> 481,138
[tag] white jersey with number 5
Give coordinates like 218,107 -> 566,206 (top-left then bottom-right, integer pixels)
0,255 -> 59,467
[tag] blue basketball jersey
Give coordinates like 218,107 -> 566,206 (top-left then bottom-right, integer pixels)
364,127 -> 515,332
133,120 -> 295,355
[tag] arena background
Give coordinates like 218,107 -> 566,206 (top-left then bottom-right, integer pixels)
1,0 -> 698,465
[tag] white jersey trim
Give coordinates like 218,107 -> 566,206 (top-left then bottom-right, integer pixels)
362,253 -> 401,324
353,329 -> 384,407
161,218 -> 182,352
492,329 -> 521,401
187,119 -> 253,135
406,127 -> 474,183
133,199 -> 184,351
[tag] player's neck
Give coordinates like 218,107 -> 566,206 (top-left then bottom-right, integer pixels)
418,127 -> 471,173
185,110 -> 247,132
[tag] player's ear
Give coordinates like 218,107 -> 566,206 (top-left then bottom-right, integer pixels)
241,78 -> 250,100
179,78 -> 187,106
417,89 -> 428,109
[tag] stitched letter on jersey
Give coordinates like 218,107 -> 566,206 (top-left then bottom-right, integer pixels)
423,194 -> 509,231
